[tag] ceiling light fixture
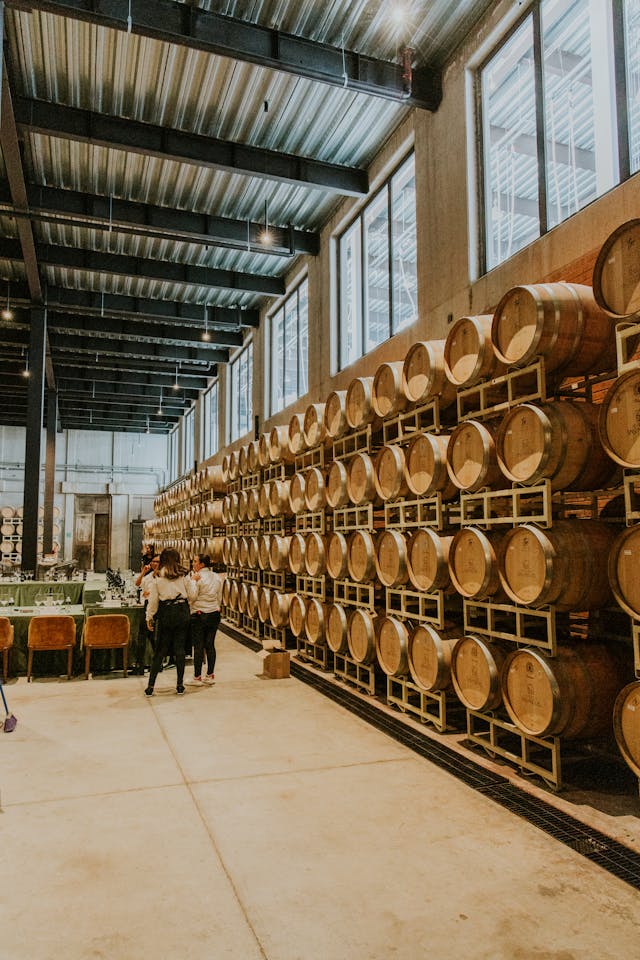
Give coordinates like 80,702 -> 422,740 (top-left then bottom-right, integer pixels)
22,348 -> 30,378
157,387 -> 163,416
145,414 -> 150,435
259,198 -> 273,246
202,303 -> 211,342
173,363 -> 180,391
390,3 -> 410,27
2,281 -> 14,321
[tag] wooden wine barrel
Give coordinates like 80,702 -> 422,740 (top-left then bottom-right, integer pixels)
269,535 -> 290,572
401,339 -> 456,407
236,582 -> 248,614
0,522 -> 14,537
257,535 -> 271,571
270,591 -> 291,628
221,578 -> 231,607
258,483 -> 271,519
269,480 -> 294,517
347,451 -> 378,505
238,536 -> 250,567
247,584 -> 260,619
206,537 -> 225,563
376,616 -> 410,677
222,537 -> 233,565
451,635 -> 509,711
288,594 -> 307,637
257,587 -> 272,623
324,390 -> 349,440
592,219 -> 640,318
228,578 -> 239,610
269,425 -> 295,463
236,490 -> 249,522
305,532 -> 327,576
288,533 -> 307,575
201,464 -> 226,494
288,412 -> 306,456
374,530 -> 409,588
499,520 -> 616,610
403,432 -> 457,500
326,603 -> 349,653
503,642 -> 630,739
227,538 -> 239,567
406,529 -> 453,593
599,370 -> 640,469
372,361 -> 409,419
446,419 -> 502,492
374,445 -> 409,501
305,598 -> 326,644
247,440 -> 260,473
346,376 -> 376,429
227,450 -> 239,481
449,527 -> 504,600
408,624 -> 459,692
289,473 -> 307,514
613,681 -> 640,778
238,444 -> 250,476
497,400 -> 617,491
444,315 -> 503,388
246,488 -> 260,522
347,529 -> 377,582
303,403 -> 327,448
242,536 -> 257,568
258,433 -> 272,468
491,282 -> 618,376
325,531 -> 349,580
304,467 -> 327,511
608,525 -> 640,619
326,460 -> 350,508
204,500 -> 225,528
347,608 -> 378,664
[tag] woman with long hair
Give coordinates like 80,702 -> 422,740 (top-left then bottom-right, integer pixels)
187,554 -> 223,686
145,547 -> 196,697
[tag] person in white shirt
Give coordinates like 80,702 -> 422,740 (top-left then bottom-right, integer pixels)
145,548 -> 196,697
187,554 -> 223,686
131,553 -> 160,675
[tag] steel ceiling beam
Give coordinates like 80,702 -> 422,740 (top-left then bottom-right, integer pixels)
58,394 -> 185,414
0,181 -> 320,257
48,330 -> 228,363
58,401 -> 182,423
0,236 -> 285,296
56,380 -> 200,401
6,282 -> 260,327
13,95 -> 369,196
5,0 -> 441,110
52,360 -> 213,387
47,313 -> 244,348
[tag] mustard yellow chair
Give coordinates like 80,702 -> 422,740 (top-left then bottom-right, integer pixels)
27,615 -> 76,681
83,614 -> 131,680
0,617 -> 14,681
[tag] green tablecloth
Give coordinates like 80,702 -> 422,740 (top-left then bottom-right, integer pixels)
0,582 -> 84,606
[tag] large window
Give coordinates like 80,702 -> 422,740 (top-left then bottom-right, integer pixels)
168,426 -> 179,483
480,0 -> 638,272
230,342 -> 253,441
202,380 -> 219,459
183,405 -> 195,471
270,278 -> 309,415
338,153 -> 417,369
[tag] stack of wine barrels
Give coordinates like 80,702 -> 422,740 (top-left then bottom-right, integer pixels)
150,218 -> 640,788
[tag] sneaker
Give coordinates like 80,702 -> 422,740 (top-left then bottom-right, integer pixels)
204,674 -> 215,684
187,676 -> 204,686
144,687 -> 154,698
176,685 -> 185,695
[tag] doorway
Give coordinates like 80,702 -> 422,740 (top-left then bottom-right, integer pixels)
73,496 -> 112,572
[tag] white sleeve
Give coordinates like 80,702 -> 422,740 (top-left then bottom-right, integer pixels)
146,579 -> 160,621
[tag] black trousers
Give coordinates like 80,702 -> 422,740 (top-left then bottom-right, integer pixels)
148,600 -> 190,688
133,600 -> 152,667
190,610 -> 221,677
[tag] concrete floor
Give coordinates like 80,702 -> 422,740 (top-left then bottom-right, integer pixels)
1,628 -> 639,960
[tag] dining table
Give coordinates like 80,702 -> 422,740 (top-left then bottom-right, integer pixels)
0,581 -> 85,606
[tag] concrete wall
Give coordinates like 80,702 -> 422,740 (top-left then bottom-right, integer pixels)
189,0 -> 640,466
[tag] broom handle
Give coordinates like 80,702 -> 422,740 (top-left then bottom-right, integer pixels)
0,680 -> 9,716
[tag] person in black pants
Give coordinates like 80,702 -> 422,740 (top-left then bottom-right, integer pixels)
144,548 -> 195,697
187,554 -> 222,686
131,553 -> 160,675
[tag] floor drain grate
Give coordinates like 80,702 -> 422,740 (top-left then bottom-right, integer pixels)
223,627 -> 640,891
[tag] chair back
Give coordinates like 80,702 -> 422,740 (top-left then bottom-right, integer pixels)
84,614 -> 130,649
28,615 -> 76,650
0,616 -> 13,649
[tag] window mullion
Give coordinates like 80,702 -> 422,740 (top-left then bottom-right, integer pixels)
533,2 -> 548,236
613,0 -> 630,180
388,181 -> 394,336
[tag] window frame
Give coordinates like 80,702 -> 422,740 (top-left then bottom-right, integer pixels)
336,151 -> 417,371
268,276 -> 309,417
202,378 -> 219,460
230,340 -> 253,442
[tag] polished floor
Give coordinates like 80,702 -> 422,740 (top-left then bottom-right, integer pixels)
1,629 -> 639,960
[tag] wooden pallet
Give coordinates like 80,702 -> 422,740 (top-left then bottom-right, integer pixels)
224,608 -> 242,626
332,425 -> 374,460
296,636 -> 333,670
457,360 -> 549,421
386,676 -> 463,733
296,575 -> 326,600
460,483 -> 552,528
241,614 -> 261,638
332,503 -> 373,532
263,462 -> 293,482
261,570 -> 290,590
385,587 -> 456,630
463,599 -> 568,655
333,651 -> 377,695
242,567 -> 261,585
382,398 -> 447,445
333,579 -> 376,610
465,709 -> 562,791
624,472 -> 640,523
262,517 -> 285,535
294,445 -> 325,472
240,472 -> 261,490
616,319 -> 640,373
384,494 -> 460,531
262,622 -> 291,649
633,621 -> 640,678
226,479 -> 241,494
239,520 -> 261,535
295,511 -> 330,534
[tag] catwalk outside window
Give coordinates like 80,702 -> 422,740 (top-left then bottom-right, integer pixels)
479,0 -> 639,274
